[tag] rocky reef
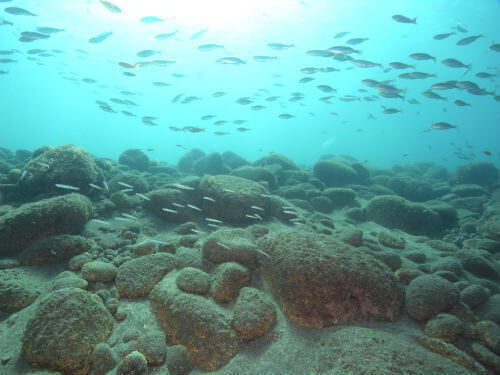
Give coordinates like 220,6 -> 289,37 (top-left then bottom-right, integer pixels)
0,145 -> 499,375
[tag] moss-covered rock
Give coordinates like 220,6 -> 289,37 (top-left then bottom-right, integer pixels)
18,235 -> 90,266
313,159 -> 360,186
365,195 -> 442,236
231,166 -> 278,189
456,162 -> 498,186
118,148 -> 150,171
18,144 -> 103,196
0,193 -> 92,256
22,288 -> 114,375
258,229 -> 403,327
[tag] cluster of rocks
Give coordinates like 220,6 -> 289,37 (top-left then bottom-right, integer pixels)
0,144 -> 499,374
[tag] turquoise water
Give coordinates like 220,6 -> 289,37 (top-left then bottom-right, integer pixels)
1,0 -> 499,168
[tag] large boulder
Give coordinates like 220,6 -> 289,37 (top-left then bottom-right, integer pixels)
253,153 -> 299,170
22,288 -> 114,375
257,229 -> 403,327
149,275 -> 239,370
386,176 -> 433,202
198,175 -> 270,222
365,195 -> 442,236
456,162 -> 498,186
118,148 -> 150,171
231,166 -> 278,189
221,151 -> 248,170
18,144 -> 102,196
177,149 -> 205,172
17,235 -> 90,266
313,159 -> 360,186
0,193 -> 92,256
405,275 -> 460,321
192,152 -> 226,175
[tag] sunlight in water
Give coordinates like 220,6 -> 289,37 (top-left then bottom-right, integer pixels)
114,0 -> 294,29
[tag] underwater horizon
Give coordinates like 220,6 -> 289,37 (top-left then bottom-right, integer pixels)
1,0 -> 499,169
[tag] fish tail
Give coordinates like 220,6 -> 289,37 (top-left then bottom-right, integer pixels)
412,17 -> 417,24
462,65 -> 471,76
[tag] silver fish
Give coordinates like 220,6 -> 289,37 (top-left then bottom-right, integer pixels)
392,14 -> 416,24
89,31 -> 112,44
216,56 -> 245,65
457,35 -> 482,46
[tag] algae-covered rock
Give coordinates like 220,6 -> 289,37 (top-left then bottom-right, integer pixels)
198,175 -> 270,222
313,159 -> 360,186
22,288 -> 114,375
149,275 -> 239,370
456,162 -> 498,186
18,144 -> 102,195
366,195 -> 442,236
0,193 -> 92,256
258,229 -> 403,327
18,235 -> 90,265
118,148 -> 150,171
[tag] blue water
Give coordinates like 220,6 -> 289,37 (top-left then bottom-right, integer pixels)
1,0 -> 499,168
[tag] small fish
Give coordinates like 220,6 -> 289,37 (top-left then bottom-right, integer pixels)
346,37 -> 369,45
339,95 -> 360,101
351,59 -> 382,68
456,23 -> 467,33
334,31 -> 350,39
121,188 -> 133,193
456,34 -> 482,46
299,77 -> 315,83
55,183 -> 79,190
122,213 -> 138,220
203,197 -> 216,203
171,183 -> 194,190
201,115 -> 216,120
181,96 -> 201,104
267,43 -> 294,50
433,32 -> 455,40
162,208 -> 178,214
236,127 -> 250,132
327,46 -> 360,55
454,99 -> 471,107
183,126 -> 205,133
422,90 -> 447,100
118,61 -> 136,69
91,219 -> 110,225
212,91 -> 226,97
430,80 -> 458,90
483,150 -> 492,156
144,238 -> 169,245
236,97 -> 253,105
114,217 -> 133,222
306,49 -> 334,57
99,0 -> 122,13
441,58 -> 471,73
245,214 -> 258,219
251,105 -> 266,110
191,27 -> 208,40
4,6 -> 36,16
206,218 -> 222,224
392,14 -> 416,24
140,16 -> 165,23
251,205 -> 264,211
37,27 -> 64,34
0,17 -> 13,25
430,122 -> 457,130
409,53 -> 435,62
89,183 -> 103,190
137,49 -> 160,58
117,181 -> 133,188
198,43 -> 224,51
172,93 -> 184,103
489,43 -> 500,52
233,120 -> 247,124
155,31 -> 178,40
409,71 -> 436,79
172,203 -> 184,208
475,72 -> 495,79
20,170 -> 27,180
89,31 -> 112,44
123,72 -> 135,77
187,204 -> 201,211
135,193 -> 150,201
223,188 -> 235,193
36,162 -> 49,168
389,62 -> 414,69
316,85 -> 336,93
216,56 -> 245,65
279,113 -> 294,119
253,55 -> 278,62
20,31 -> 50,41
382,107 -> 402,114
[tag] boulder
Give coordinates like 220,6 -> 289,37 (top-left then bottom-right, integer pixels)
17,235 -> 90,266
231,166 -> 278,189
18,144 -> 103,196
221,151 -> 249,170
406,275 -> 460,321
198,175 -> 270,222
177,149 -> 205,172
22,288 -> 114,375
192,152 -> 226,175
253,153 -> 299,170
456,162 -> 498,186
313,160 -> 360,186
258,229 -> 403,327
149,275 -> 239,370
365,195 -> 442,236
118,148 -> 150,171
0,193 -> 92,256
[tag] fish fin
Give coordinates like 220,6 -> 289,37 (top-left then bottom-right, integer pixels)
462,65 -> 471,77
